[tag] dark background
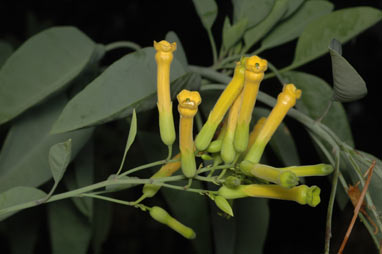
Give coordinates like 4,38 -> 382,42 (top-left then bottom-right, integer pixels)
0,0 -> 381,253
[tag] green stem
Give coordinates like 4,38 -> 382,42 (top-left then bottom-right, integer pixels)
207,30 -> 218,64
105,41 -> 141,52
118,159 -> 167,177
167,145 -> 173,161
267,61 -> 285,86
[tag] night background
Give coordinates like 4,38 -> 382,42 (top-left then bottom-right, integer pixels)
0,0 -> 382,253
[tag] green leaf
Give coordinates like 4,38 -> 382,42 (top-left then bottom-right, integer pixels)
243,0 -> 289,52
261,0 -> 333,51
222,17 -> 248,51
0,95 -> 94,193
49,139 -> 72,185
51,47 -> 187,134
234,198 -> 269,254
329,39 -> 367,102
0,40 -> 13,67
232,0 -> 275,29
0,26 -> 96,125
0,186 -> 46,221
64,141 -> 94,219
165,31 -> 188,68
292,7 -> 382,69
91,200 -> 112,254
192,0 -> 218,30
282,0 -> 304,20
254,107 -> 300,166
48,199 -> 92,254
118,109 -> 137,172
283,71 -> 354,147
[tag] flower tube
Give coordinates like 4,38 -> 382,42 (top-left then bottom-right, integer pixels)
207,118 -> 228,153
195,60 -> 246,151
221,93 -> 242,163
240,160 -> 299,188
177,90 -> 202,178
218,184 -> 321,207
150,206 -> 196,239
234,56 -> 268,153
244,84 -> 301,163
154,40 -> 177,146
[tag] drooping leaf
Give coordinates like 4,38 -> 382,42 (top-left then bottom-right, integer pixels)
222,17 -> 248,51
165,31 -> 188,68
64,141 -> 94,219
118,109 -> 137,171
234,198 -> 269,254
232,0 -> 275,29
0,40 -> 13,67
329,39 -> 367,102
283,71 -> 354,147
292,7 -> 382,69
261,0 -> 333,51
91,199 -> 112,254
0,186 -> 46,221
243,0 -> 289,52
48,199 -> 92,254
254,107 -> 300,166
49,139 -> 72,186
0,95 -> 94,193
51,47 -> 187,134
0,26 -> 96,125
192,0 -> 218,30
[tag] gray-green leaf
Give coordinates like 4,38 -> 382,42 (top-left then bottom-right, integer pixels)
0,26 -> 96,125
261,0 -> 333,51
222,17 -> 248,51
0,186 -> 46,221
0,95 -> 93,193
232,0 -> 275,29
48,199 -> 92,254
283,71 -> 354,147
192,0 -> 218,30
0,40 -> 13,68
165,31 -> 188,68
49,139 -> 72,184
51,47 -> 186,134
281,0 -> 304,20
243,0 -> 289,52
329,39 -> 367,102
292,7 -> 382,69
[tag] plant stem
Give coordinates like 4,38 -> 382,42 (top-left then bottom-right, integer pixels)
118,159 -> 167,177
105,41 -> 141,52
207,30 -> 218,64
267,61 -> 285,86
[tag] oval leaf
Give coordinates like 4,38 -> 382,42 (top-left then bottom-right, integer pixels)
51,47 -> 186,134
0,26 -> 96,125
0,40 -> 13,67
165,31 -> 188,69
261,0 -> 333,51
192,0 -> 218,30
281,0 -> 304,20
49,139 -> 72,184
233,0 -> 275,29
0,186 -> 46,221
0,95 -> 94,193
292,7 -> 382,68
283,71 -> 354,147
223,17 -> 248,51
329,39 -> 367,102
243,0 -> 289,52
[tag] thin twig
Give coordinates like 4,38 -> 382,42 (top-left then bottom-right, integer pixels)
338,160 -> 376,254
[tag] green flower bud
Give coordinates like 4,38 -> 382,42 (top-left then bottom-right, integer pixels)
214,196 -> 234,216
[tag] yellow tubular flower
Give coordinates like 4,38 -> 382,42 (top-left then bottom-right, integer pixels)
218,184 -> 321,207
207,119 -> 228,153
154,40 -> 177,146
150,206 -> 196,239
141,153 -> 181,199
244,84 -> 302,163
195,60 -> 246,151
280,163 -> 334,177
240,117 -> 266,160
177,90 -> 202,178
240,160 -> 299,188
234,56 -> 268,153
221,93 -> 242,163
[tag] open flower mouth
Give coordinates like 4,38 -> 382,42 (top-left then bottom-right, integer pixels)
154,40 -> 177,52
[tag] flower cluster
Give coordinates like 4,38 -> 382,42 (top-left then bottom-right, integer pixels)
140,40 -> 334,239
